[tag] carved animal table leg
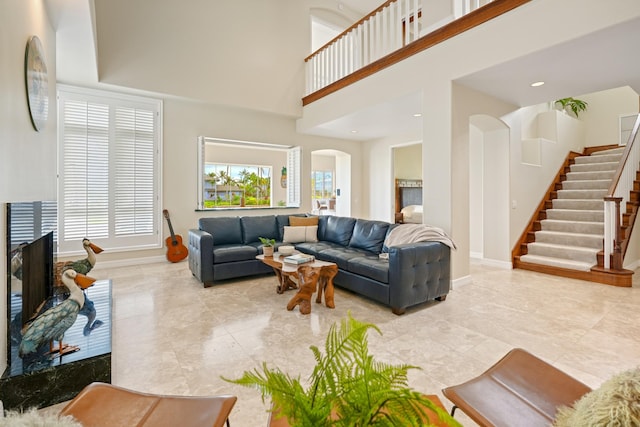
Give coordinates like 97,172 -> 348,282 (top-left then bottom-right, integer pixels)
286,266 -> 320,315
315,264 -> 338,308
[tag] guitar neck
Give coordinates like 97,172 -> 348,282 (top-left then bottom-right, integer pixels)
163,210 -> 178,244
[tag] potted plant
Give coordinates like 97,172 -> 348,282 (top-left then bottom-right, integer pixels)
555,97 -> 588,118
259,237 -> 276,257
224,314 -> 461,426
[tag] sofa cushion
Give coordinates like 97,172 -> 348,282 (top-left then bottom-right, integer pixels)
314,247 -> 369,270
289,216 -> 318,227
199,217 -> 243,245
347,256 -> 389,284
348,219 -> 390,253
283,225 -> 318,243
213,244 -> 259,264
295,241 -> 338,258
241,215 -> 278,244
320,216 -> 357,246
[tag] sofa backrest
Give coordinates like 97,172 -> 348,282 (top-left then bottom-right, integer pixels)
318,216 -> 357,246
199,217 -> 243,245
241,216 -> 278,244
348,219 -> 390,253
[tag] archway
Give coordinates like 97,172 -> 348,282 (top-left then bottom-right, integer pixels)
469,115 -> 511,266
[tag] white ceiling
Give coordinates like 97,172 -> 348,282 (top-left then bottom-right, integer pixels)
47,0 -> 640,142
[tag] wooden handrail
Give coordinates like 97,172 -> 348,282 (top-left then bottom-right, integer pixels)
606,114 -> 640,196
303,0 -> 531,106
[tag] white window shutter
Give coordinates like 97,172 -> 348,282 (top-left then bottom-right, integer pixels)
57,86 -> 161,254
287,146 -> 301,207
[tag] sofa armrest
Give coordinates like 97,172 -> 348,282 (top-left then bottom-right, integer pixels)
388,242 -> 450,312
188,228 -> 214,286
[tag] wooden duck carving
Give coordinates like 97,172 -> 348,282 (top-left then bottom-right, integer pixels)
19,269 -> 96,357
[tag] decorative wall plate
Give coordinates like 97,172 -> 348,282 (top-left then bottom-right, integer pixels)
25,35 -> 49,132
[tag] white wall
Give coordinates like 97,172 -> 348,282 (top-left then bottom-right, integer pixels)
0,0 -> 57,376
579,86 -> 639,147
0,0 -> 57,202
92,0 -> 310,117
393,144 -> 422,179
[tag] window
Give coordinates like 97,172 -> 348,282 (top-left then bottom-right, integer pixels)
312,170 -> 334,199
197,137 -> 300,210
57,86 -> 162,254
204,163 -> 272,208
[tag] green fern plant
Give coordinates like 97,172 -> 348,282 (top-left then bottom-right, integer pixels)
555,97 -> 589,118
223,314 -> 461,426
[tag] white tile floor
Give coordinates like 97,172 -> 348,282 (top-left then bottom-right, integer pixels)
54,261 -> 640,426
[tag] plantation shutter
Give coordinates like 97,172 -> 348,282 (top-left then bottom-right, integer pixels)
287,146 -> 301,207
58,86 -> 161,254
7,201 -> 57,245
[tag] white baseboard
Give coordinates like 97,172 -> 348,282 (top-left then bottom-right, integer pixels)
469,251 -> 483,260
93,255 -> 167,269
481,258 -> 513,269
452,275 -> 472,289
624,259 -> 640,271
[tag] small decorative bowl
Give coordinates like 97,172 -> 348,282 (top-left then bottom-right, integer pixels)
278,245 -> 295,255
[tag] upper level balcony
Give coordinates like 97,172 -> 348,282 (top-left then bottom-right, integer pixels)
304,0 -> 531,105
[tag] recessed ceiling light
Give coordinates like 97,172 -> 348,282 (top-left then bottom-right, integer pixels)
530,81 -> 545,87
350,130 -> 357,133
413,113 -> 422,117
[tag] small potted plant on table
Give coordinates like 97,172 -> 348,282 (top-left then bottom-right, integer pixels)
259,237 -> 276,257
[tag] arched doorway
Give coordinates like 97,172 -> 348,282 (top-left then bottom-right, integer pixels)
469,115 -> 511,266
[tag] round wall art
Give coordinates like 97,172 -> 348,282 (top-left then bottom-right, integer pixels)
25,35 -> 49,132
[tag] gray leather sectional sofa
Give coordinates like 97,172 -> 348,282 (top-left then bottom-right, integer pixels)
188,214 -> 450,314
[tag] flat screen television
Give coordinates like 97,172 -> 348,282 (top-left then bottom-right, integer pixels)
20,231 -> 54,326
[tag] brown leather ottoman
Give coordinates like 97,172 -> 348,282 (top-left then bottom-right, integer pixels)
442,348 -> 591,427
60,382 -> 237,427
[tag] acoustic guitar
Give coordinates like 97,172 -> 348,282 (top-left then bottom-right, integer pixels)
163,209 -> 188,263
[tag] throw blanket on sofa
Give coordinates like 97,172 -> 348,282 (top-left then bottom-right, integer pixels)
383,224 -> 457,251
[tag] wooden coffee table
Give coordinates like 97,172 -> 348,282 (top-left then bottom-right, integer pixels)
257,252 -> 338,314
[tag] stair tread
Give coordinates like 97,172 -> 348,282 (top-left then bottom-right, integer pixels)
526,241 -> 600,253
535,230 -> 603,238
519,254 -> 593,271
541,219 -> 604,225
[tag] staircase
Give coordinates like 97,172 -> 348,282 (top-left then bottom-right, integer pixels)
513,146 -> 636,286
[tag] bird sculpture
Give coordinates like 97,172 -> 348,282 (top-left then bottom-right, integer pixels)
55,238 -> 104,336
19,269 -> 96,357
57,238 -> 104,276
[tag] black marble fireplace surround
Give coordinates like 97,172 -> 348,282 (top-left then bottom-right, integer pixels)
2,202 -> 111,410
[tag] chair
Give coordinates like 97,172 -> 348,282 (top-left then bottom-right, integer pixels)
442,348 -> 591,427
60,382 -> 237,427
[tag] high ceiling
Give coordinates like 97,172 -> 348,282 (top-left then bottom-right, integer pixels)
47,0 -> 640,142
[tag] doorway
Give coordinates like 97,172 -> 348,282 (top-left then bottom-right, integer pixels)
311,149 -> 351,216
469,115 -> 511,266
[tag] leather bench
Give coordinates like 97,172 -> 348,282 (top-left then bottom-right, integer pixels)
60,382 -> 237,427
442,348 -> 591,427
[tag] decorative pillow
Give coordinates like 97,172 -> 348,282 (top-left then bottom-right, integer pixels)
289,216 -> 318,227
283,225 -> 318,243
553,366 -> 640,427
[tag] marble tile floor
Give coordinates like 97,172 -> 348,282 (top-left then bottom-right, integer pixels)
48,261 -> 640,426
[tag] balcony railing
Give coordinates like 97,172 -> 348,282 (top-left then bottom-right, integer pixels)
304,0 -> 530,104
603,114 -> 640,270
